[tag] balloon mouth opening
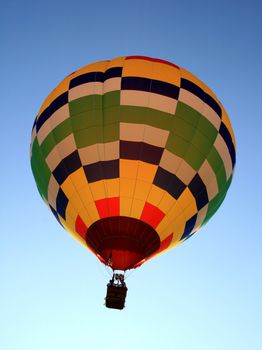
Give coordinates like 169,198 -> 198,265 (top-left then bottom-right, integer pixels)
86,216 -> 160,270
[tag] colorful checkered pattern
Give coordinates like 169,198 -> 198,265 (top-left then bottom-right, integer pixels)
31,56 -> 236,264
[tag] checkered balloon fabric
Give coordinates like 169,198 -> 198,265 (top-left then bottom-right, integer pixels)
31,56 -> 236,270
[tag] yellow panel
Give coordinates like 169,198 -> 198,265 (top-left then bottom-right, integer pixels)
156,201 -> 184,233
123,59 -> 180,86
120,197 -> 133,216
156,219 -> 185,248
78,207 -> 93,228
69,168 -> 88,191
89,180 -> 107,201
130,198 -> 144,219
65,201 -> 78,227
177,188 -> 198,220
104,178 -> 120,197
67,192 -> 86,212
61,178 -> 75,198
77,185 -> 95,207
85,202 -> 99,222
180,67 -> 206,91
71,61 -> 109,79
120,178 -> 136,197
120,159 -> 139,179
152,61 -> 180,86
107,56 -> 126,69
147,185 -> 165,207
133,181 -> 151,201
221,108 -> 236,148
157,192 -> 177,214
137,162 -> 157,182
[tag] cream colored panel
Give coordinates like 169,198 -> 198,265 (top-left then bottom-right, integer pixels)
176,160 -> 197,185
144,125 -> 169,147
37,120 -> 52,145
45,134 -> 76,171
193,204 -> 208,231
202,104 -> 221,130
179,89 -> 204,114
103,77 -> 121,93
120,90 -> 150,108
47,176 -> 60,209
49,104 -> 70,129
160,149 -> 181,174
120,122 -> 145,142
69,82 -> 103,101
148,93 -> 177,114
198,160 -> 219,200
214,134 -> 232,179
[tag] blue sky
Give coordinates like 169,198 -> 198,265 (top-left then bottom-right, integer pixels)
1,1 -> 262,349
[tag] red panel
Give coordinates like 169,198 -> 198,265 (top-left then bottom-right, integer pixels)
86,216 -> 160,270
125,56 -> 180,70
75,215 -> 88,239
95,197 -> 120,218
140,202 -> 165,228
157,233 -> 173,253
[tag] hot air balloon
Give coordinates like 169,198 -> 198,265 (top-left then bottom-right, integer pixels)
30,56 -> 236,309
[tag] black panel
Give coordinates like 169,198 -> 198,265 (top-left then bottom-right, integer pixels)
56,189 -> 69,220
104,67 -> 122,80
121,77 -> 179,100
53,150 -> 82,185
120,140 -> 141,160
180,78 -> 204,100
180,214 -> 198,240
151,79 -> 179,99
120,141 -> 164,165
204,92 -> 222,118
140,143 -> 164,165
121,77 -> 151,92
84,159 -> 119,183
219,122 -> 236,167
153,167 -> 186,199
188,174 -> 209,210
36,91 -> 68,132
69,68 -> 123,89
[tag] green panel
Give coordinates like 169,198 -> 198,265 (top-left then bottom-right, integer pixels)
103,123 -> 119,142
196,114 -> 218,143
73,123 -> 119,148
117,106 -> 174,130
175,101 -> 201,127
171,116 -> 196,142
207,148 -> 227,191
176,101 -> 218,143
204,174 -> 232,225
103,106 -> 122,124
166,133 -> 190,158
103,91 -> 120,109
183,144 -> 206,170
31,138 -> 51,199
69,95 -> 103,116
204,190 -> 227,224
40,119 -> 72,158
191,129 -> 213,158
71,109 -> 103,131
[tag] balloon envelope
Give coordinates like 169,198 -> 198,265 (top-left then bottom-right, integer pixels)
31,56 -> 236,270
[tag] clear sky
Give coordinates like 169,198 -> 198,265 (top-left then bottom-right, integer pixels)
1,1 -> 262,349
